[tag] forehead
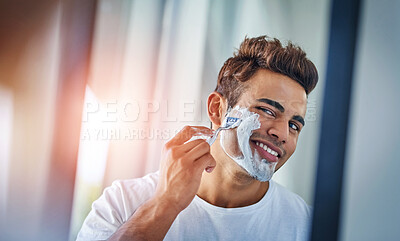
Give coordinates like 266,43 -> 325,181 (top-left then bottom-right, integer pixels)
239,69 -> 307,115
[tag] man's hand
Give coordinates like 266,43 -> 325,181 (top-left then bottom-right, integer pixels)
155,126 -> 217,213
107,126 -> 216,241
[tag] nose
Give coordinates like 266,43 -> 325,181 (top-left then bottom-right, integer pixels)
267,120 -> 288,144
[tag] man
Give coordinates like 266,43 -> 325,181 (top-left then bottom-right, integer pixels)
77,36 -> 318,241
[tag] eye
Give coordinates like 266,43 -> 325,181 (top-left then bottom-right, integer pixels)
289,122 -> 300,132
256,107 -> 275,117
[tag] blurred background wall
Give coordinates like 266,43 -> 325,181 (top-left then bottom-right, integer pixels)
339,0 -> 400,241
0,0 -> 399,241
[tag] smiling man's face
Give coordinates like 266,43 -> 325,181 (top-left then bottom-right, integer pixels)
227,69 -> 307,176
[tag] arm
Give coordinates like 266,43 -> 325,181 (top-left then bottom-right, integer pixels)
108,126 -> 216,241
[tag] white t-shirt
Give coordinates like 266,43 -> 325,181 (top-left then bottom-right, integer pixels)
77,172 -> 312,241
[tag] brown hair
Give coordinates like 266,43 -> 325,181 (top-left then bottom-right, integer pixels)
215,36 -> 318,107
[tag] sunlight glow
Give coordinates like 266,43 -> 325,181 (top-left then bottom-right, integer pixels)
76,86 -> 110,184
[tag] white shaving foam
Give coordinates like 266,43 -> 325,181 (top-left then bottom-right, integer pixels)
220,106 -> 277,182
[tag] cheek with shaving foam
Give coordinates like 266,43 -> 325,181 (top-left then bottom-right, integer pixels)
220,106 -> 277,182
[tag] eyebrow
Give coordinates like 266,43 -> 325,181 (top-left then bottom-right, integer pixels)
293,115 -> 305,127
257,98 -> 285,112
257,98 -> 306,126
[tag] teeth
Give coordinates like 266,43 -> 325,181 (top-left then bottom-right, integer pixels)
255,141 -> 278,157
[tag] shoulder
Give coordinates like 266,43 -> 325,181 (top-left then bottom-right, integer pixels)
108,171 -> 160,202
99,171 -> 159,217
270,180 -> 312,218
77,171 -> 159,241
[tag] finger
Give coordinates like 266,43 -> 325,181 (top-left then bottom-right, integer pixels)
176,139 -> 207,153
182,141 -> 210,161
190,126 -> 215,136
166,126 -> 213,148
193,153 -> 216,174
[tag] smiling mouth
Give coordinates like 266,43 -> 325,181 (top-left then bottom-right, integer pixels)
251,140 -> 282,162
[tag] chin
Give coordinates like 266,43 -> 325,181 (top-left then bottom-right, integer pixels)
252,171 -> 274,182
233,157 -> 275,182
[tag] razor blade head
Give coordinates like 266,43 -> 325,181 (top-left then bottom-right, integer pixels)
226,117 -> 239,125
225,117 -> 242,128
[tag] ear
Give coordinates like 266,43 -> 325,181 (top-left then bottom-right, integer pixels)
207,91 -> 227,129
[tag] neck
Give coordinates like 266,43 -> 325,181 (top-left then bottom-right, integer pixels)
197,144 -> 269,208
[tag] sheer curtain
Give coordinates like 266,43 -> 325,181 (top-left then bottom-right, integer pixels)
1,0 -> 98,240
0,2 -> 62,240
